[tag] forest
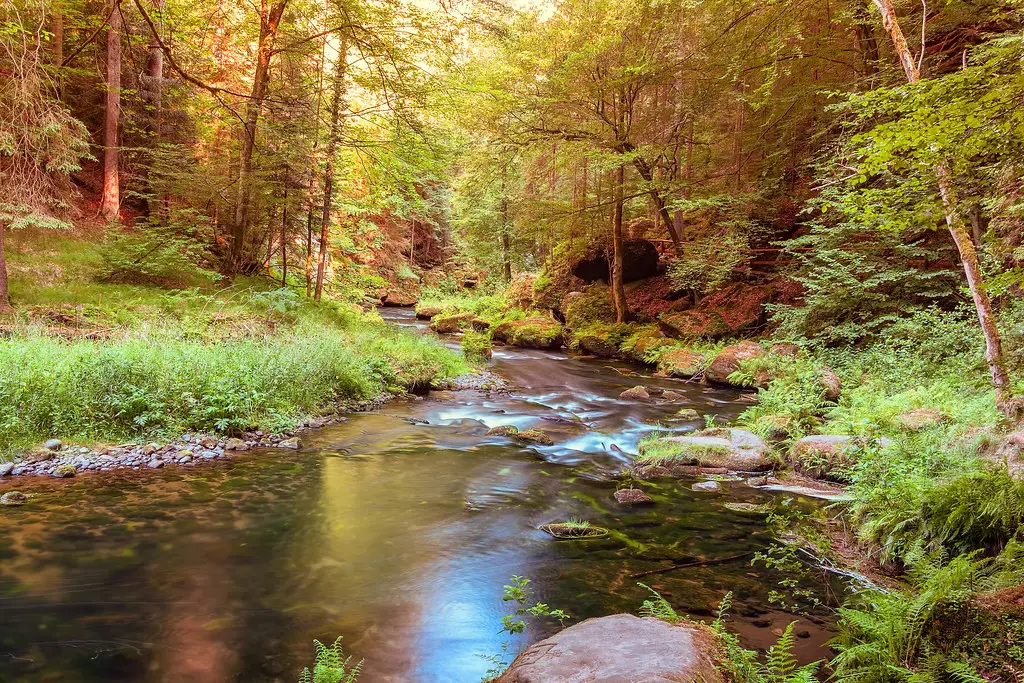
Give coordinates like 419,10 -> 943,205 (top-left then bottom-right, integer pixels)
2,0 -> 1024,680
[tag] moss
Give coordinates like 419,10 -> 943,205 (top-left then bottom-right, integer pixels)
620,325 -> 673,364
655,347 -> 706,378
429,312 -> 475,333
634,440 -> 733,466
563,285 -> 616,330
515,429 -> 555,446
461,330 -> 492,362
492,318 -> 563,349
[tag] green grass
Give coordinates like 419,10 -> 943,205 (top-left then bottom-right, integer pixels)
634,434 -> 732,466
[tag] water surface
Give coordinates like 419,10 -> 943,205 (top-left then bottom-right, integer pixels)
0,308 -> 837,682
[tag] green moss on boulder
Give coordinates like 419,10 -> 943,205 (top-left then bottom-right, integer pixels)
492,318 -> 564,349
430,312 -> 475,334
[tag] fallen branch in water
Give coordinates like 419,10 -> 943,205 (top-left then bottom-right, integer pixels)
629,552 -> 753,578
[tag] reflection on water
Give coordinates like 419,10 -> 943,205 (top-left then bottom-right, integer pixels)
0,308 -> 837,682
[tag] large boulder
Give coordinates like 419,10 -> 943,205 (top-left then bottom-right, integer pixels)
492,318 -> 564,349
789,435 -> 894,482
415,305 -> 442,319
657,280 -> 798,340
638,428 -> 772,471
704,341 -> 766,386
497,614 -> 722,683
570,239 -> 660,285
563,285 -> 616,330
381,289 -> 418,307
624,276 -> 680,322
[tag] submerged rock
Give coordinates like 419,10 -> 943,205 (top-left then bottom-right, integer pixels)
515,429 -> 554,446
1,491 -> 28,506
614,487 -> 654,505
692,480 -> 722,492
497,614 -> 722,683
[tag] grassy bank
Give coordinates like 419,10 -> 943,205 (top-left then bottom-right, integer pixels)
0,232 -> 469,456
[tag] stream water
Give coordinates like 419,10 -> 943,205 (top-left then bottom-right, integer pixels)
0,308 -> 840,682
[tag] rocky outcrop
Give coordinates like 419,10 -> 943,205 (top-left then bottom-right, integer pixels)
506,272 -> 538,310
381,289 -> 418,307
570,239 -> 660,284
492,319 -> 564,349
497,614 -> 722,683
704,341 -> 766,386
789,435 -> 893,482
657,279 -> 800,340
638,428 -> 772,471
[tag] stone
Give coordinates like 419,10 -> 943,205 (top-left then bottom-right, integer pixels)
178,449 -> 193,457
181,434 -> 192,443
199,437 -> 218,448
660,390 -> 686,401
470,317 -> 491,331
789,435 -> 894,482
614,488 -> 654,505
141,443 -> 158,456
514,429 -> 554,446
497,614 -> 722,683
53,464 -> 76,478
381,290 -> 417,307
897,408 -> 948,431
619,385 -> 651,401
224,438 -> 249,451
430,312 -> 476,334
43,438 -> 63,451
692,480 -> 722,492
576,334 -> 619,358
485,425 -> 520,437
657,281 -> 787,340
770,343 -> 802,357
414,305 -> 442,319
638,428 -> 771,471
0,462 -> 13,477
178,455 -> 192,464
278,437 -> 301,450
491,319 -> 564,350
1,491 -> 28,506
147,459 -> 164,469
672,408 -> 701,421
818,367 -> 843,402
199,450 -> 218,459
704,341 -> 766,386
656,348 -> 705,378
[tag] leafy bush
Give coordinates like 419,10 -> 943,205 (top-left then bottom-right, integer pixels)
461,330 -> 492,362
99,209 -> 221,285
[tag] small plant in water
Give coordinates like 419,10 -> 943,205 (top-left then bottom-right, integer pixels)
539,517 -> 609,539
481,575 -> 570,681
298,637 -> 363,683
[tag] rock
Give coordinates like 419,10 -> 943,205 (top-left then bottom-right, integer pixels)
614,488 -> 654,505
430,312 -> 476,334
692,480 -> 722,492
576,334 -> 619,358
278,437 -> 301,450
789,435 -> 893,482
53,464 -> 76,478
200,436 -> 219,448
897,408 -> 948,431
485,425 -> 520,437
704,341 -> 766,386
770,343 -> 802,357
43,438 -> 63,451
514,429 -> 554,446
1,491 -> 28,506
381,290 -> 418,307
655,348 -> 704,379
147,459 -> 164,469
818,367 -> 843,402
0,462 -> 13,477
619,385 -> 651,401
724,502 -> 770,514
491,319 -> 564,350
660,390 -> 686,401
497,614 -> 722,683
747,475 -> 769,487
638,428 -> 771,471
657,281 -> 790,340
181,434 -> 192,443
415,305 -> 442,319
199,450 -> 218,459
224,438 -> 249,451
757,414 -> 798,441
671,408 -> 701,421
178,455 -> 192,464
506,272 -> 538,310
178,449 -> 193,457
569,239 -> 661,284
141,443 -> 160,456
470,317 -> 491,331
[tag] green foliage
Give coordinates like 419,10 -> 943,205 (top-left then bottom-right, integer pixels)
483,575 -> 570,679
667,229 -> 750,297
637,582 -> 683,623
831,542 -> 1024,683
733,352 -> 836,441
99,211 -> 221,285
461,330 -> 492,362
298,637 -> 363,683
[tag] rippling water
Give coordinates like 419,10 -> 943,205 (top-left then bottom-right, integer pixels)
0,308 -> 838,682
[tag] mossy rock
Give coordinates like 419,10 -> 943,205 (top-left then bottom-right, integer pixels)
788,435 -> 893,483
53,464 -> 76,478
415,305 -> 443,319
539,523 -> 610,539
492,319 -> 564,350
656,348 -> 705,378
515,429 -> 555,446
723,502 -> 770,514
637,429 -> 771,471
621,325 -> 673,364
485,425 -> 519,437
704,342 -> 766,386
563,285 -> 616,330
430,312 -> 475,333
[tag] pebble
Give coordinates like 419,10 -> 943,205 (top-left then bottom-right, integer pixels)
692,480 -> 722,492
0,462 -> 13,477
43,439 -> 63,451
147,459 -> 164,469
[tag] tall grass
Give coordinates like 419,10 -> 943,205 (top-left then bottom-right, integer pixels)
0,319 -> 466,451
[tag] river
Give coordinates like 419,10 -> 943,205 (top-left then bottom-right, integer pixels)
0,308 -> 839,682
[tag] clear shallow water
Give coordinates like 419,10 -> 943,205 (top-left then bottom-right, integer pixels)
0,308 -> 838,682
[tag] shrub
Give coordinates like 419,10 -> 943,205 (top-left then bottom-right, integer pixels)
461,330 -> 492,362
298,637 -> 362,683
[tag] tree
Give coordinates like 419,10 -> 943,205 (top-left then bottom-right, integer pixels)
867,0 -> 1016,414
314,35 -> 347,301
99,0 -> 122,221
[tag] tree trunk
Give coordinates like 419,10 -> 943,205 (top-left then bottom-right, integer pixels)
611,163 -> 627,323
230,0 -> 288,274
99,0 -> 122,222
871,0 -> 1015,412
52,12 -> 63,98
142,0 -> 164,216
281,184 -> 288,286
314,37 -> 346,302
0,223 -> 11,313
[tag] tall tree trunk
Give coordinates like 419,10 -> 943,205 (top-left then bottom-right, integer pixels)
99,0 -> 122,222
52,11 -> 63,98
314,37 -> 346,302
870,0 -> 1014,413
499,169 -> 511,283
611,163 -> 627,323
230,0 -> 288,274
304,15 -> 328,299
0,223 -> 11,313
281,184 -> 288,286
142,0 -> 164,216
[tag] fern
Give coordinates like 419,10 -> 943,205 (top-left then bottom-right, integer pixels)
298,637 -> 363,683
636,582 -> 683,623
